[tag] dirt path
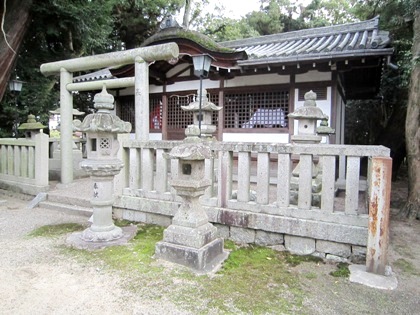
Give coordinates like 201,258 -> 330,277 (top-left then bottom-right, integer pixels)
0,197 -> 189,315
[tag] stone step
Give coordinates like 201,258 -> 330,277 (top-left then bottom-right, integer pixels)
39,200 -> 92,217
46,193 -> 91,209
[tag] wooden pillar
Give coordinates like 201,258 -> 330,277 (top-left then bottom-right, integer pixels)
366,156 -> 392,275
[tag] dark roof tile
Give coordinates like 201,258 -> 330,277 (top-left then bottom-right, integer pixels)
220,17 -> 393,66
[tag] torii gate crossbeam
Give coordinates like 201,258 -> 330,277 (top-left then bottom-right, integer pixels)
40,43 -> 179,184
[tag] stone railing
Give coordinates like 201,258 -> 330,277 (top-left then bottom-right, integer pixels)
114,136 -> 391,270
0,133 -> 49,195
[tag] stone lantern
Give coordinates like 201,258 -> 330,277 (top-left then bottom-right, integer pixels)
181,89 -> 222,139
288,90 -> 329,207
289,90 -> 328,144
155,125 -> 228,273
49,107 -> 86,180
67,85 -> 135,249
18,114 -> 46,139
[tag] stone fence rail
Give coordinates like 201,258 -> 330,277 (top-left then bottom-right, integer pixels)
113,136 -> 391,264
0,133 -> 49,195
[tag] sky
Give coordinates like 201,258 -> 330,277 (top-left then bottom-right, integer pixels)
209,0 -> 262,19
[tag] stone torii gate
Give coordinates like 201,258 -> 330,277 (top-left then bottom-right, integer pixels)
40,43 -> 179,184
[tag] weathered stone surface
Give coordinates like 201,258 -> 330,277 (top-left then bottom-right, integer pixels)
214,224 -> 230,239
163,223 -> 216,249
66,225 -> 137,250
255,231 -> 284,246
349,264 -> 398,290
269,245 -> 287,252
326,254 -> 348,262
316,240 -> 351,258
312,251 -> 326,259
230,227 -> 256,244
351,245 -> 367,263
146,213 -> 172,227
352,245 -> 367,256
155,238 -> 228,273
284,235 -> 315,255
121,209 -> 147,223
251,213 -> 368,246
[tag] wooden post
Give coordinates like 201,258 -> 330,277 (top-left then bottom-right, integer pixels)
366,156 -> 392,275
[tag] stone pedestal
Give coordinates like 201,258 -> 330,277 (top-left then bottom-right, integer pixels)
155,126 -> 228,273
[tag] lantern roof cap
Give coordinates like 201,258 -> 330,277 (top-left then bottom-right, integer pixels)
18,114 -> 47,130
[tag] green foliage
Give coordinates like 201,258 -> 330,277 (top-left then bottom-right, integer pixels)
284,252 -> 324,267
112,0 -> 183,49
329,262 -> 350,277
0,0 -> 184,135
202,17 -> 260,42
28,223 -> 85,238
62,226 -> 314,313
303,0 -> 359,26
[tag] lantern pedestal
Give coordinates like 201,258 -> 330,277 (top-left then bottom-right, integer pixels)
155,127 -> 228,273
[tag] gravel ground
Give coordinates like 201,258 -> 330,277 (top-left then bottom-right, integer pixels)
0,195 -> 189,315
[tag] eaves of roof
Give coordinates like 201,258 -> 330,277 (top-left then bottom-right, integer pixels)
220,17 -> 393,66
237,48 -> 394,66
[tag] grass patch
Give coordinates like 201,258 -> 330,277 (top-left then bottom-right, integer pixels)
90,224 -> 165,271
191,245 -> 306,314
393,258 -> 419,275
304,272 -> 318,279
329,262 -> 350,278
28,223 -> 85,238
284,252 -> 324,267
59,226 -> 317,314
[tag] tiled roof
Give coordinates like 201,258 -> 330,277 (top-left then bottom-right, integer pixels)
220,17 -> 393,66
73,68 -> 114,83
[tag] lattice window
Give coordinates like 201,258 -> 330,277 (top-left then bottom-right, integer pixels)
119,95 -> 163,132
298,86 -> 328,101
119,97 -> 135,131
99,138 -> 110,149
167,93 -> 195,128
99,137 -> 111,155
209,92 -> 219,125
224,90 -> 289,129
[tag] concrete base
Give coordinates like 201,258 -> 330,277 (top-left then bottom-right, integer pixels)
66,225 -> 137,250
349,264 -> 398,290
155,238 -> 229,274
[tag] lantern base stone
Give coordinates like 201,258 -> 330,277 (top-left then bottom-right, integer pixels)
162,223 -> 217,248
155,238 -> 229,274
66,225 -> 137,250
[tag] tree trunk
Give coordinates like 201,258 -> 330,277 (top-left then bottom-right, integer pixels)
0,0 -> 33,101
182,0 -> 192,29
398,10 -> 420,220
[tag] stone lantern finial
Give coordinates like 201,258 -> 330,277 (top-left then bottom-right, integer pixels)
18,114 -> 46,139
94,84 -> 115,112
